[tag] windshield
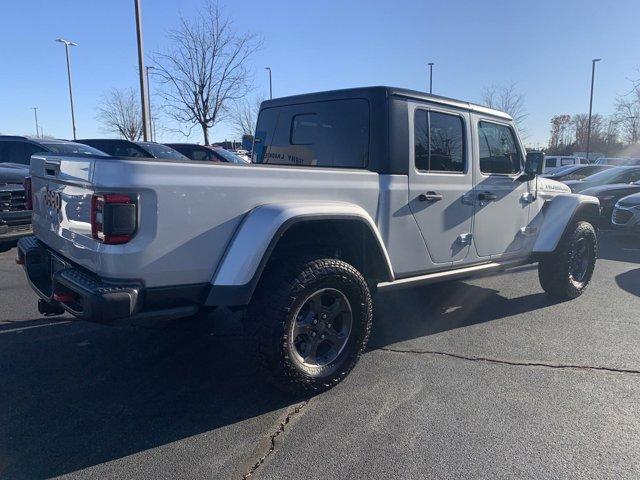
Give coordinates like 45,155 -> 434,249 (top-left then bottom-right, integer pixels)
214,148 -> 248,164
582,168 -> 627,184
547,165 -> 577,176
597,158 -> 629,166
40,142 -> 108,156
137,142 -> 188,160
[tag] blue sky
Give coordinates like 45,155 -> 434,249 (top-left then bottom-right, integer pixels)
1,0 -> 639,146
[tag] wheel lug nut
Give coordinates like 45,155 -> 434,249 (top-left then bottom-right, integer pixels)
321,313 -> 327,320
321,334 -> 326,339
312,319 -> 318,325
327,323 -> 332,329
311,332 -> 317,337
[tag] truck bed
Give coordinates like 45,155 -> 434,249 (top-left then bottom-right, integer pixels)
30,154 -> 381,287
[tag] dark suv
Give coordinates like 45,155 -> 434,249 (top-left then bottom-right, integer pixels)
0,136 -> 107,184
76,139 -> 187,160
0,183 -> 31,252
166,143 -> 248,164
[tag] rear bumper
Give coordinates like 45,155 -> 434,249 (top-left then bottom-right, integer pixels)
17,237 -> 207,324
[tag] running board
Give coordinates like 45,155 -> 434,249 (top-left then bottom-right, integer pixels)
377,260 -> 529,291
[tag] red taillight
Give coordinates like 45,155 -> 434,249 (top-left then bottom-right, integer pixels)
24,176 -> 33,210
90,193 -> 137,244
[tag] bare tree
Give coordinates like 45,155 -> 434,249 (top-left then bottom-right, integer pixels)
153,1 -> 261,145
573,113 -> 607,149
614,86 -> 640,144
548,114 -> 572,152
481,82 -> 528,131
96,88 -> 143,141
230,96 -> 262,137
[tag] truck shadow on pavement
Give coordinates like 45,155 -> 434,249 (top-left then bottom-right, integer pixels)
0,277 -> 563,479
615,268 -> 640,298
369,278 -> 562,349
0,275 -> 565,479
0,311 -> 298,479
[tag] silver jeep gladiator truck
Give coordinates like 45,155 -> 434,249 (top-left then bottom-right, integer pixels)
17,87 -> 599,394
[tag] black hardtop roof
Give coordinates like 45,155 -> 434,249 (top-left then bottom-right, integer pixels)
260,86 -> 512,120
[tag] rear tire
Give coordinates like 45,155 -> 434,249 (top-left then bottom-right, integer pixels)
245,255 -> 372,395
538,221 -> 597,299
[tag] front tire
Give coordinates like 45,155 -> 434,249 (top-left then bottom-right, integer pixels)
538,221 -> 597,299
246,255 -> 373,395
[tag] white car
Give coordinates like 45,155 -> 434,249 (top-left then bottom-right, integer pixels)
543,155 -> 589,173
18,86 -> 600,394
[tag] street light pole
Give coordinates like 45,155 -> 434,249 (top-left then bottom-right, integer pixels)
55,38 -> 78,139
134,0 -> 151,141
31,107 -> 39,138
586,58 -> 601,162
428,62 -> 434,94
145,65 -> 155,141
265,67 -> 272,99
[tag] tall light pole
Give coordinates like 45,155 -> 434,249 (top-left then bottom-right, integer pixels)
55,38 -> 78,139
265,67 -> 272,99
31,107 -> 40,138
428,62 -> 434,94
134,0 -> 151,141
145,65 -> 155,141
586,58 -> 601,162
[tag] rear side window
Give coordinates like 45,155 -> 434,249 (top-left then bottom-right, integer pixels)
82,141 -> 147,158
0,141 -> 44,165
626,170 -> 640,183
561,157 -> 575,166
253,99 -> 369,168
478,121 -> 522,174
191,148 -> 211,161
546,158 -> 557,168
414,110 -> 465,172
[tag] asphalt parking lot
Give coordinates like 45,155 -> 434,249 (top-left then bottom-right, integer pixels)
1,233 -> 639,479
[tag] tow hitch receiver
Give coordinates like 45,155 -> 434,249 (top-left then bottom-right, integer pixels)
38,299 -> 65,316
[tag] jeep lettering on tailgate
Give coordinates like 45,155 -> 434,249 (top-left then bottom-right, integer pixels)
44,186 -> 62,212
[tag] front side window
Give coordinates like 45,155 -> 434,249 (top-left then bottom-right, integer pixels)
478,121 -> 522,174
561,157 -> 575,166
414,110 -> 465,172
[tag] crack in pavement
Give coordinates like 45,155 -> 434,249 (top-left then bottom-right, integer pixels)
376,347 -> 640,375
240,399 -> 310,479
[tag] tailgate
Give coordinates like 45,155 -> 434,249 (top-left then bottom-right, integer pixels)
31,154 -> 96,246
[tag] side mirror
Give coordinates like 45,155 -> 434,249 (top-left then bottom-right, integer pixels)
525,152 -> 545,176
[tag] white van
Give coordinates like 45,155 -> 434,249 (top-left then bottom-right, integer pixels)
544,156 -> 588,172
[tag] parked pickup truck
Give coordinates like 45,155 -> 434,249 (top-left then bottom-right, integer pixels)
17,87 -> 600,394
1,183 -> 32,252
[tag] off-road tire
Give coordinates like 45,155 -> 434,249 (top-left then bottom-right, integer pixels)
538,221 -> 597,299
246,255 -> 373,395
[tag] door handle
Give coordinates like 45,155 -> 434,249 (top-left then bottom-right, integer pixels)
478,191 -> 497,202
418,191 -> 443,202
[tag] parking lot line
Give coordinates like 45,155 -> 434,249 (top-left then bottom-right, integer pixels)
0,321 -> 72,334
